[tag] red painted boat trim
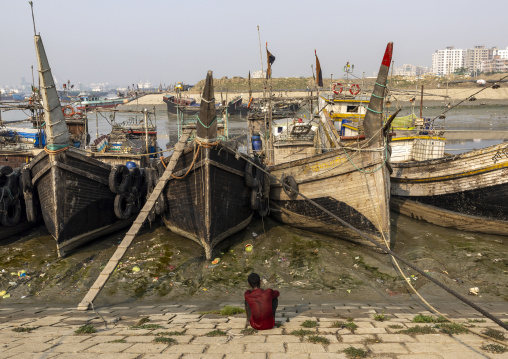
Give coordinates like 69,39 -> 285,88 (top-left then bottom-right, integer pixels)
382,42 -> 393,67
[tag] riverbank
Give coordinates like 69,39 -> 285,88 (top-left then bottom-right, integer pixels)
127,87 -> 508,107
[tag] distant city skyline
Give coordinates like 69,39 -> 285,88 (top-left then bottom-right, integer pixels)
1,0 -> 507,89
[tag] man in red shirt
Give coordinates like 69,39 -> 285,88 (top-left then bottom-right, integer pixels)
244,273 -> 280,330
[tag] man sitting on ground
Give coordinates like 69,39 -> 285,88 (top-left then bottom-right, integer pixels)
244,273 -> 280,330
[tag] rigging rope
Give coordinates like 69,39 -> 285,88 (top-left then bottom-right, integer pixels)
224,143 -> 508,333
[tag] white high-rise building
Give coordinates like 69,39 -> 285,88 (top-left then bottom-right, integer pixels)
431,47 -> 465,75
493,47 -> 508,59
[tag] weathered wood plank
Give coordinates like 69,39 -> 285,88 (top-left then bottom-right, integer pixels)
77,132 -> 191,311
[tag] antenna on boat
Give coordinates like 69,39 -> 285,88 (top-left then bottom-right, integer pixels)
29,1 -> 37,36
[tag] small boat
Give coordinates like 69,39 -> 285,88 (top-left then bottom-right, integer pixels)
25,32 -> 156,256
251,43 -> 394,248
76,94 -> 133,110
161,71 -> 267,259
163,94 -> 200,115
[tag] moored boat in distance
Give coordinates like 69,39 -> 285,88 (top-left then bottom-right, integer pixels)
76,94 -> 136,110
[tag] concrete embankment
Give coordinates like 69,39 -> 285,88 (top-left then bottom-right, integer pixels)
127,87 -> 508,106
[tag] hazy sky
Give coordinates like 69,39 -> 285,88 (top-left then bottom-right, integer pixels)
1,0 -> 507,88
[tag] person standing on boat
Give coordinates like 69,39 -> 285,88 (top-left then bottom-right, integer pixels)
244,273 -> 280,330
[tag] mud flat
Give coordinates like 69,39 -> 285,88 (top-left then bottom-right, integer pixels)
0,213 -> 506,308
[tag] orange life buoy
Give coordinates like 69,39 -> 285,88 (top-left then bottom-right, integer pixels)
332,83 -> 343,95
349,84 -> 360,95
62,106 -> 75,117
247,97 -> 254,109
28,97 -> 33,105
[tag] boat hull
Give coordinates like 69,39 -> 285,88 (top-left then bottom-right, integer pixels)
0,150 -> 37,169
29,147 -> 133,256
163,97 -> 200,115
391,142 -> 508,233
268,147 -> 391,247
162,143 -> 253,259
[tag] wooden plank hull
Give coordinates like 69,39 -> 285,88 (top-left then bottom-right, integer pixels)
391,142 -> 508,233
29,148 -> 133,256
390,197 -> 508,235
0,151 -> 36,169
162,143 -> 253,259
268,147 -> 391,247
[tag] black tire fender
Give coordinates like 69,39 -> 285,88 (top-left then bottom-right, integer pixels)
130,187 -> 141,214
129,167 -> 143,192
1,197 -> 21,227
245,158 -> 261,188
282,176 -> 298,200
0,165 -> 12,188
109,165 -> 130,194
0,165 -> 13,176
5,172 -> 20,198
113,193 -> 133,219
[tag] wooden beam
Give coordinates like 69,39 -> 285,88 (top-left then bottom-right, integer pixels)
77,132 -> 191,311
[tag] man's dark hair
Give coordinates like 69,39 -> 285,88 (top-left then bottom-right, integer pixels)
248,273 -> 261,288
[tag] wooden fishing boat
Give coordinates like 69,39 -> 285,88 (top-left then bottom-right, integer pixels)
161,71 -> 265,259
25,33 -> 155,257
390,142 -> 508,235
163,93 -> 245,116
163,95 -> 200,115
251,43 -> 394,248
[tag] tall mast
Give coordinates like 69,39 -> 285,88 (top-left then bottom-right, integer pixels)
34,35 -> 69,146
363,42 -> 393,146
196,71 -> 217,141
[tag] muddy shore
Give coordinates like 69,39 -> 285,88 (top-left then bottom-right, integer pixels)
0,213 -> 506,308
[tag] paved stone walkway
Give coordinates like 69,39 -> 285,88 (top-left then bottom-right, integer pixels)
0,301 -> 507,359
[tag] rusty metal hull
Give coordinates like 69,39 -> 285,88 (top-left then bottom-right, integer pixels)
162,143 -> 253,259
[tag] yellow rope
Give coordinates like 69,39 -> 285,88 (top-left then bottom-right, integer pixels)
44,146 -> 70,155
